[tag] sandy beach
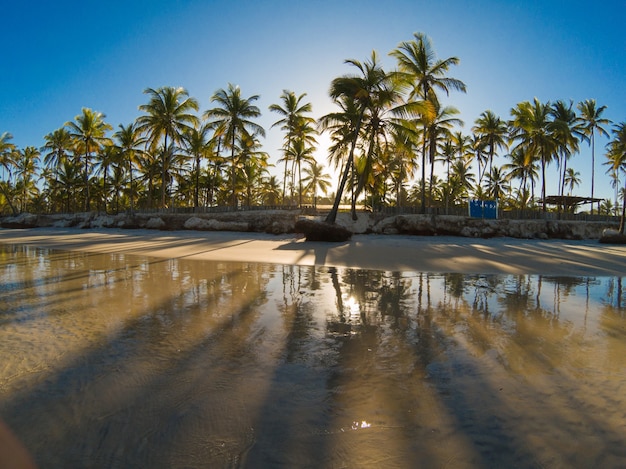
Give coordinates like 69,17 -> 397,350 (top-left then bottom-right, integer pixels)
1,227 -> 625,276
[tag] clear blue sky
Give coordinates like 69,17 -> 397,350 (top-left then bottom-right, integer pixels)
2,0 -> 625,202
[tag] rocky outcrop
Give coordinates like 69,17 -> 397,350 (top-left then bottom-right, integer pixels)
0,210 -> 301,234
0,210 -> 619,240
366,214 -> 617,240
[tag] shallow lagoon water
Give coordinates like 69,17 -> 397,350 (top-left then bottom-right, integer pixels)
1,243 -> 625,468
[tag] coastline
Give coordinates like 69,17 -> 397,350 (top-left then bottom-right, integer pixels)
1,227 -> 625,276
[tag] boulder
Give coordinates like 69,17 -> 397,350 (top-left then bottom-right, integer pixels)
145,217 -> 166,230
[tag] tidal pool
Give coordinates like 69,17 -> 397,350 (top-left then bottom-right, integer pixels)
0,243 -> 625,468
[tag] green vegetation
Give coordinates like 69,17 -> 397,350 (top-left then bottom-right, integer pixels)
0,33 -> 623,223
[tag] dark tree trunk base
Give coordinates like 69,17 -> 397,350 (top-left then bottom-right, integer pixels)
599,234 -> 626,244
295,219 -> 352,242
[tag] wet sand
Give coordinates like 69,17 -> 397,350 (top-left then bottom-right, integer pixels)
0,227 -> 624,276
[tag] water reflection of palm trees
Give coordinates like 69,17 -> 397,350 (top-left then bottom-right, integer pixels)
4,246 -> 626,467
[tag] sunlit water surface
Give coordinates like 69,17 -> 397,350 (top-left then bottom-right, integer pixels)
1,244 -> 626,468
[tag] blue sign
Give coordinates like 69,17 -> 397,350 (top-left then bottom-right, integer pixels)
469,200 -> 498,219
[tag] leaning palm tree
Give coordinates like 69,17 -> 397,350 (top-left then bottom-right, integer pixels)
577,99 -> 611,214
269,90 -> 315,204
320,52 -> 387,223
65,108 -> 112,211
205,83 -> 265,209
390,32 -> 466,213
605,122 -> 626,234
137,86 -> 199,209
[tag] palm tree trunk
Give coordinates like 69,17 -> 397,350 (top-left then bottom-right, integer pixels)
194,154 -> 200,209
161,132 -> 169,209
420,126 -> 427,214
326,112 -> 364,224
619,177 -> 626,235
231,133 -> 237,210
84,152 -> 90,212
590,130 -> 595,215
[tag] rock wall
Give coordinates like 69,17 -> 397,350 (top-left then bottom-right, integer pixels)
0,211 -> 620,240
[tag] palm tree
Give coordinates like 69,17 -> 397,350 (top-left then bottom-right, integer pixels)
502,147 -> 539,200
113,122 -> 146,213
237,132 -> 269,207
259,175 -> 281,206
450,157 -> 475,201
320,52 -> 387,223
14,146 -> 40,212
0,132 -> 17,214
65,108 -> 112,211
509,98 -> 555,212
287,137 -> 316,207
605,122 -> 626,233
484,166 -> 509,202
563,168 -> 581,196
472,110 -> 508,185
302,160 -> 332,208
43,128 -> 73,175
390,32 -> 466,213
419,96 -> 462,206
137,86 -> 199,209
269,90 -> 315,204
96,142 -> 121,212
550,100 -> 583,207
205,83 -> 265,209
182,124 -> 210,210
577,99 -> 611,214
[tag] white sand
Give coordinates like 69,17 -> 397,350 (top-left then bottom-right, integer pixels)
1,227 -> 625,276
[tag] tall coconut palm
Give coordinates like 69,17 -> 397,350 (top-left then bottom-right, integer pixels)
390,32 -> 466,213
65,108 -> 112,211
509,98 -> 555,212
113,122 -> 146,213
137,86 -> 199,209
205,83 -> 265,209
605,122 -> 626,233
269,90 -> 315,204
577,99 -> 611,214
472,110 -> 508,185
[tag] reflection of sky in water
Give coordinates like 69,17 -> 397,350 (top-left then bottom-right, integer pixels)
0,244 -> 625,468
